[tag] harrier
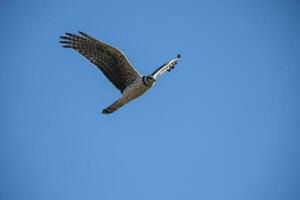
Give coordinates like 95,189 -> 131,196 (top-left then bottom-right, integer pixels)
60,31 -> 181,114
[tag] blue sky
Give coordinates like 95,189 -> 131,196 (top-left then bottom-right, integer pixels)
1,0 -> 300,200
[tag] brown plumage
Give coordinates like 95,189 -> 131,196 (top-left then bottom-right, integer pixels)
59,31 -> 181,114
59,31 -> 141,93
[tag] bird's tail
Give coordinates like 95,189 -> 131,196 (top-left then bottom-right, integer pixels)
102,98 -> 125,114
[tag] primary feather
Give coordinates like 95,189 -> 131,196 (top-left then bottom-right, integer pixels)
60,31 -> 141,93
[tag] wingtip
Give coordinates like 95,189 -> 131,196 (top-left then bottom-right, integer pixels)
59,40 -> 71,44
177,54 -> 181,58
60,36 -> 69,40
102,109 -> 112,114
79,31 -> 89,37
65,32 -> 76,36
62,45 -> 72,48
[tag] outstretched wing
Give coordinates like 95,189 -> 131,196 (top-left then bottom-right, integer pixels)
151,54 -> 181,78
60,31 -> 141,93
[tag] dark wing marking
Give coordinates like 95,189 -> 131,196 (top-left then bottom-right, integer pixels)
59,31 -> 141,93
151,54 -> 181,78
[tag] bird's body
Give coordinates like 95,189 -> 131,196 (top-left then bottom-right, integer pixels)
60,31 -> 180,114
102,76 -> 155,113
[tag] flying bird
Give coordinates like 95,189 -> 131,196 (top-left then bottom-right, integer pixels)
59,31 -> 181,114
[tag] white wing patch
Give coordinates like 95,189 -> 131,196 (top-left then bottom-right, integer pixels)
152,54 -> 181,78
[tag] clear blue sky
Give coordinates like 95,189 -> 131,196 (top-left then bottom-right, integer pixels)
1,0 -> 300,200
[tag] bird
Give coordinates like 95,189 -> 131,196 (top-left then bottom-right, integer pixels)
59,31 -> 181,114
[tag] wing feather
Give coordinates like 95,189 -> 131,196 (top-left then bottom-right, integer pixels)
151,55 -> 181,78
59,31 -> 141,93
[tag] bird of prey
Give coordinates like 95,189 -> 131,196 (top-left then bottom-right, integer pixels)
59,31 -> 181,114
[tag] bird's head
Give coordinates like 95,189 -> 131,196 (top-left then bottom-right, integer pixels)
143,76 -> 156,87
147,76 -> 156,83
